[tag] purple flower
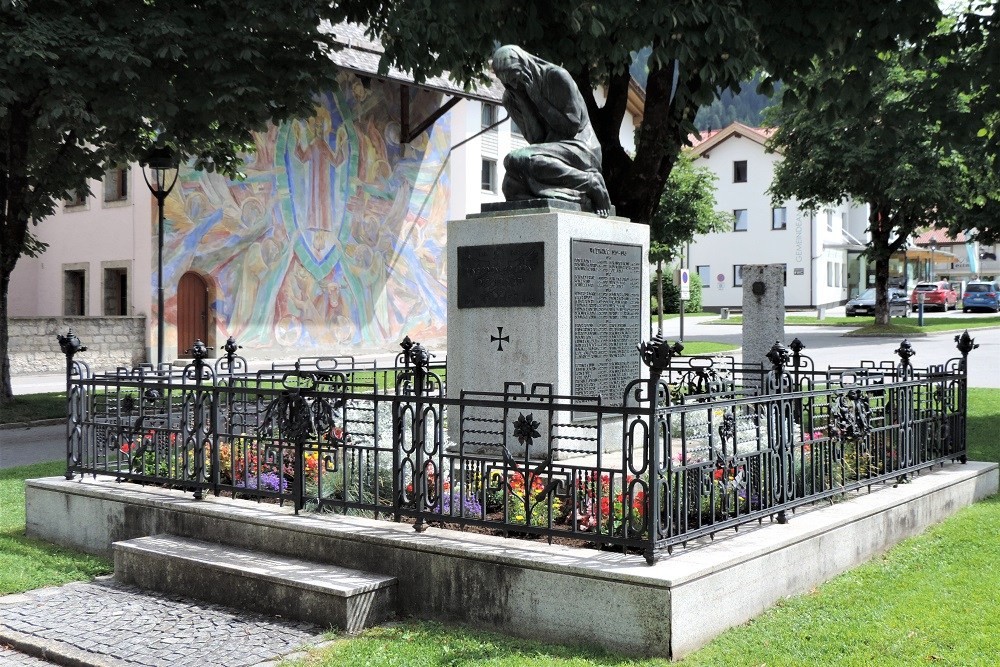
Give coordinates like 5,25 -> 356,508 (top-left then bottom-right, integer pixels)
243,472 -> 286,493
434,491 -> 483,517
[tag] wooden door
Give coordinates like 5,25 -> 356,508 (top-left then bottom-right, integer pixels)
177,272 -> 209,356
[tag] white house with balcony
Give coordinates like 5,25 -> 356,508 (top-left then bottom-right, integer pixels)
686,122 -> 870,310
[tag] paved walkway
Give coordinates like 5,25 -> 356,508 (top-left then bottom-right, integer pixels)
0,578 -> 327,667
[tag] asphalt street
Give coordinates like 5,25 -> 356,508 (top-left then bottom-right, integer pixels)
0,424 -> 64,469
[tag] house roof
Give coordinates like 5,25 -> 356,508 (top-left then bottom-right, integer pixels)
688,122 -> 775,156
913,229 -> 969,245
326,23 -> 647,118
326,22 -> 505,103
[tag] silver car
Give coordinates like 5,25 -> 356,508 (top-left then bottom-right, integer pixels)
845,288 -> 909,317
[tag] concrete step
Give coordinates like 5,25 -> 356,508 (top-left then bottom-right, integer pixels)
113,534 -> 396,632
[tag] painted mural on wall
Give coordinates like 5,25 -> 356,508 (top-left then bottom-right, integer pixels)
158,72 -> 450,354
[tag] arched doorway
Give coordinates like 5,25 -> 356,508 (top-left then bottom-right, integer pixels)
177,272 -> 210,357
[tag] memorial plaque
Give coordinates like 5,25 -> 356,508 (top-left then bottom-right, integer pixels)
571,239 -> 643,406
457,242 -> 545,308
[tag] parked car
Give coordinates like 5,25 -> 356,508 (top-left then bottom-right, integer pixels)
962,280 -> 1000,313
845,288 -> 909,317
909,281 -> 958,311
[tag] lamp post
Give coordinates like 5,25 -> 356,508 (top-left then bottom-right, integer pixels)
929,237 -> 938,282
141,147 -> 179,366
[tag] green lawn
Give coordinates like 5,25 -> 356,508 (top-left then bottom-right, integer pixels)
674,340 -> 739,355
0,461 -> 111,594
0,391 -> 66,425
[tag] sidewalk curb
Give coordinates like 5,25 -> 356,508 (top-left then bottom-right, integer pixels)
0,419 -> 65,431
0,627 -> 130,667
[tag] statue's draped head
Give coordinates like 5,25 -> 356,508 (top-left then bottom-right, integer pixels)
491,45 -> 536,91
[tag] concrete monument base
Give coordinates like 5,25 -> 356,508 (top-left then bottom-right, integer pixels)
446,204 -> 650,458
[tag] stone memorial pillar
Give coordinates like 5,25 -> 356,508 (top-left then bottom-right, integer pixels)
446,201 -> 650,458
741,264 -> 786,378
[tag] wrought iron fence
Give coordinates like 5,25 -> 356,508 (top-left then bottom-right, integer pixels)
59,329 -> 977,564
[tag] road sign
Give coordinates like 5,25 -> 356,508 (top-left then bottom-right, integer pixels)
676,268 -> 690,301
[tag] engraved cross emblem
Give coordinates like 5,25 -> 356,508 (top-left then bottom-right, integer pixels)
490,327 -> 510,351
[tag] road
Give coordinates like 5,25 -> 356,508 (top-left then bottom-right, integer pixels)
0,424 -> 64,469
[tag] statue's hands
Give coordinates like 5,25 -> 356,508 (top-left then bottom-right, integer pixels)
588,172 -> 612,218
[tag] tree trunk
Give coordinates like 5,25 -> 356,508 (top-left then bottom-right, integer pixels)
591,60 -> 698,224
0,269 -> 12,404
870,207 -> 892,326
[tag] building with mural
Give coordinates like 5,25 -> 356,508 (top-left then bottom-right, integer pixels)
9,26 -> 642,368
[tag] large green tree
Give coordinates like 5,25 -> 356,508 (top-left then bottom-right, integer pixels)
649,152 -> 730,264
0,0 -> 343,403
336,1 -> 942,224
768,45 -> 992,325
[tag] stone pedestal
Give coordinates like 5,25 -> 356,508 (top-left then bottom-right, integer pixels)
741,264 -> 786,370
446,204 -> 649,458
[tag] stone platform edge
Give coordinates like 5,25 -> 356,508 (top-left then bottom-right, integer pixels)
25,461 -> 998,659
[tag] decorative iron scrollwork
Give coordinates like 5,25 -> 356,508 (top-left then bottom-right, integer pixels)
637,333 -> 683,378
718,412 -> 736,443
829,389 -> 873,442
766,341 -> 791,373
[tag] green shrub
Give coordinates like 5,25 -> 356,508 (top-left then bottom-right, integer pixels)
651,269 -> 702,314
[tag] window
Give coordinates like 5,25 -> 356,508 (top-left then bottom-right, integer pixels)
772,207 -> 787,230
733,160 -> 747,183
696,265 -> 711,288
733,264 -> 744,287
481,159 -> 497,192
64,270 -> 86,316
781,263 -> 788,286
65,189 -> 87,208
841,212 -> 848,231
827,262 -> 834,287
733,209 -> 748,232
481,103 -> 497,129
510,119 -> 523,137
826,210 -> 834,232
103,268 -> 128,315
103,166 -> 128,202
835,262 -> 842,287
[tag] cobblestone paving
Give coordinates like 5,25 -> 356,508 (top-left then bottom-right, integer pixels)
0,645 -> 55,666
0,580 -> 323,667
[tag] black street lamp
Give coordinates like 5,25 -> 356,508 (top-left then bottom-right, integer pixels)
141,147 -> 179,366
929,237 -> 939,282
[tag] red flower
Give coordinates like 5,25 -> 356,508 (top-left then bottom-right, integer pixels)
713,468 -> 724,481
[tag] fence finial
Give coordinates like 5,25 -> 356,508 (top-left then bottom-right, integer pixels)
56,328 -> 87,360
638,332 -> 683,380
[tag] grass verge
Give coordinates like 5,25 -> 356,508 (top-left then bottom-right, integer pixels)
0,461 -> 111,594
0,392 -> 66,425
675,340 -> 739,355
